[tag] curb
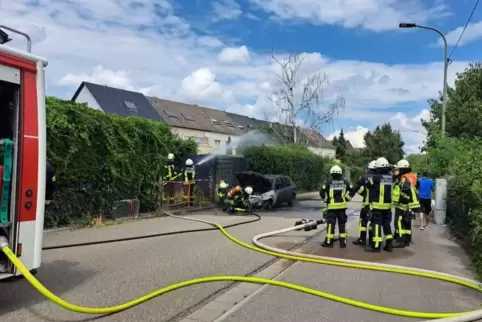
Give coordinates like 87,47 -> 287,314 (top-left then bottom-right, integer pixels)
178,212 -> 357,322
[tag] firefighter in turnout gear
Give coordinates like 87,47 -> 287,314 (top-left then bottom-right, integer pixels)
217,180 -> 229,204
226,186 -> 251,213
45,159 -> 57,206
163,153 -> 179,204
183,159 -> 196,206
364,157 -> 394,252
392,159 -> 421,247
351,160 -> 376,246
319,165 -> 354,248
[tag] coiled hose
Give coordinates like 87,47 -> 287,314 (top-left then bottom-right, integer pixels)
0,211 -> 481,321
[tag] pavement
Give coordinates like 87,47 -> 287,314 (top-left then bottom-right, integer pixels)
2,195 -> 480,322
0,200 -> 336,322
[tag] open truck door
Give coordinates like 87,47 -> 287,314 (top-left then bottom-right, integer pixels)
0,26 -> 48,280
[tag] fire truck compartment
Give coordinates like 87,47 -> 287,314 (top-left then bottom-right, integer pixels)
0,78 -> 20,276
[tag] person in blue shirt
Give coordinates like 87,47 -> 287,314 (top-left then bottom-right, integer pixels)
416,171 -> 435,230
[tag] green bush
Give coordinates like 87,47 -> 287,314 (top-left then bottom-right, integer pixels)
430,137 -> 482,278
45,97 -> 196,228
243,145 -> 326,191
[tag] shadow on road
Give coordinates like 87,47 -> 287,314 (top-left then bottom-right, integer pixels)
0,260 -> 94,316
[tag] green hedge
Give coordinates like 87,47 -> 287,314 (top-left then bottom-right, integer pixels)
243,145 -> 326,191
45,97 -> 196,228
429,137 -> 482,278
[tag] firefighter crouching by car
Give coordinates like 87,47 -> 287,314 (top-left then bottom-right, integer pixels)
225,186 -> 252,213
217,180 -> 229,204
351,160 -> 376,246
183,159 -> 196,206
392,159 -> 421,247
320,165 -> 354,248
163,153 -> 179,204
361,157 -> 394,252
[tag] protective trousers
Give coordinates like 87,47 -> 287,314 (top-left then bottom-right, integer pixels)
323,209 -> 347,247
163,181 -> 176,204
370,209 -> 393,251
403,211 -> 412,245
183,182 -> 195,206
355,206 -> 370,243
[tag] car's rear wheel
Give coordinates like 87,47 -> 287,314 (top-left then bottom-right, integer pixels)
262,199 -> 273,211
287,193 -> 296,207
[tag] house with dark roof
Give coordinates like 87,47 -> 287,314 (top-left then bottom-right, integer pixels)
71,82 -> 163,122
71,81 -> 336,157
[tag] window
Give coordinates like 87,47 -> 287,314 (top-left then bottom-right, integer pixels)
224,120 -> 234,127
211,118 -> 220,125
214,140 -> 221,150
237,125 -> 244,129
164,110 -> 178,119
282,177 -> 293,186
188,136 -> 204,144
275,177 -> 285,190
182,113 -> 195,122
124,101 -> 138,114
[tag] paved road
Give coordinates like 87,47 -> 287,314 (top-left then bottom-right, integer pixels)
220,219 -> 482,322
1,201 -> 340,322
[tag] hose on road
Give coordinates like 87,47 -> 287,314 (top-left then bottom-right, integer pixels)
1,210 -> 481,321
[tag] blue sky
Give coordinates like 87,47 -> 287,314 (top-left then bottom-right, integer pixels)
2,0 -> 481,153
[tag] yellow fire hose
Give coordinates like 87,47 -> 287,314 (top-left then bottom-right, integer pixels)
0,211 -> 481,321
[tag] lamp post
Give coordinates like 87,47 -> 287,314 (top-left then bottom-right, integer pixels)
399,23 -> 448,137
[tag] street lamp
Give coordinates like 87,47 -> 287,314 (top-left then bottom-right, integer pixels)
399,23 -> 448,137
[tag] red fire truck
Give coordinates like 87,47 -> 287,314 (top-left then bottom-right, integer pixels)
0,26 -> 48,280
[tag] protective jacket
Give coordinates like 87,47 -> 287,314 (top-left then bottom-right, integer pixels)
320,179 -> 353,210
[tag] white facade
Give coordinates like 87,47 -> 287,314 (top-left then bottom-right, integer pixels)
73,87 -> 103,111
171,127 -> 239,155
308,146 -> 336,159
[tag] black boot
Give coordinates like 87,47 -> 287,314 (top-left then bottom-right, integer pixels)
322,239 -> 333,248
340,238 -> 347,248
365,245 -> 380,252
393,240 -> 405,248
352,239 -> 365,246
383,239 -> 393,252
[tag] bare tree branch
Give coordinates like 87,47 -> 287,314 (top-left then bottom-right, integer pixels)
269,51 -> 345,144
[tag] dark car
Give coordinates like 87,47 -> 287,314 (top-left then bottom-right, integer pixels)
235,171 -> 297,210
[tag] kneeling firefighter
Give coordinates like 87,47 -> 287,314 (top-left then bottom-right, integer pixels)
320,165 -> 354,248
351,160 -> 376,246
364,157 -> 394,252
217,180 -> 229,204
226,186 -> 252,213
392,159 -> 421,248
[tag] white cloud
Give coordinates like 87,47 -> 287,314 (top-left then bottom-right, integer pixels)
217,45 -> 251,63
212,0 -> 242,21
327,109 -> 430,154
327,126 -> 369,148
0,0 -> 469,129
248,0 -> 450,32
440,20 -> 482,47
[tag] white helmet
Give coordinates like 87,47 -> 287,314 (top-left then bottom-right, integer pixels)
167,153 -> 174,160
330,165 -> 343,175
219,181 -> 228,189
368,160 -> 376,170
185,158 -> 193,166
244,186 -> 253,195
396,159 -> 410,169
375,157 -> 390,169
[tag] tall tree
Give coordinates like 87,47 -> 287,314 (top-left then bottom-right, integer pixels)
422,62 -> 482,150
333,129 -> 348,162
269,52 -> 345,144
364,123 -> 404,164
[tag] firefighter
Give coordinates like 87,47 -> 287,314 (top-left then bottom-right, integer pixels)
351,160 -> 376,246
364,157 -> 394,252
45,159 -> 56,207
217,180 -> 229,204
163,153 -> 179,204
183,158 -> 196,206
393,159 -> 421,247
319,165 -> 354,248
226,185 -> 251,213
